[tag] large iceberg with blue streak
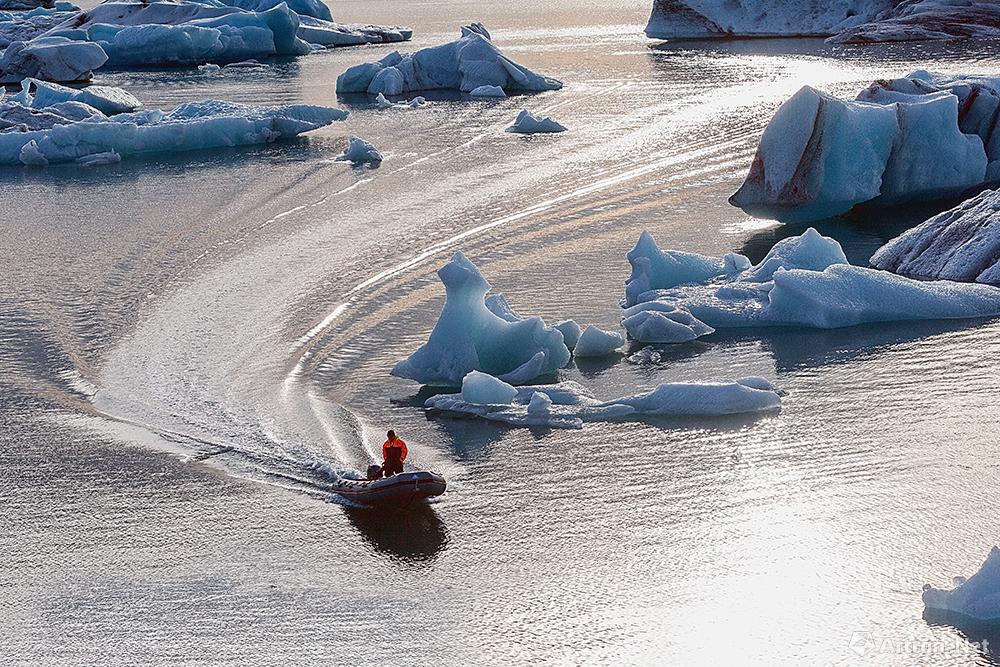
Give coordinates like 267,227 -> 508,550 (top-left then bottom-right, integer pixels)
391,252 -> 571,386
336,23 -> 562,96
626,227 -> 1000,329
732,71 -> 1000,223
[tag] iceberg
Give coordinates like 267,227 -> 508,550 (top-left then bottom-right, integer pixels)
0,0 -> 58,10
923,547 -> 1000,622
644,0 -> 894,40
871,188 -> 1000,286
425,374 -> 782,429
645,0 -> 1000,44
0,96 -> 347,165
731,72 -> 997,223
572,325 -> 624,357
830,1 -> 1000,44
627,228 -> 1000,329
0,0 -> 411,83
0,5 -> 78,49
338,136 -> 382,165
336,23 -> 562,96
622,304 -> 714,344
507,109 -> 566,134
390,252 -> 571,386
0,35 -> 106,82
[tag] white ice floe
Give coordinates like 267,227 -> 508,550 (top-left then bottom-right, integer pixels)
391,252 -> 571,386
872,188 -> 1000,286
628,227 -> 1000,329
338,136 -> 382,165
336,23 -> 561,96
374,92 -> 425,110
0,35 -> 106,82
507,109 -> 566,134
0,96 -> 347,165
732,71 -> 999,223
426,373 -> 782,429
923,547 -> 1000,622
469,84 -> 506,98
572,325 -> 624,357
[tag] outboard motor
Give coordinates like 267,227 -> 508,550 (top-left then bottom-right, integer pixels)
366,464 -> 383,480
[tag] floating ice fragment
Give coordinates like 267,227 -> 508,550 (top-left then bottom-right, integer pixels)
338,136 -> 382,165
507,109 -> 566,134
573,325 -> 624,357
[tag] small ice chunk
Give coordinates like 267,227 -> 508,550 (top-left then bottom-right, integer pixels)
225,59 -> 266,69
0,36 -> 108,84
469,84 -> 506,98
553,319 -> 581,351
338,136 -> 382,165
460,370 -> 517,405
18,139 -> 47,165
198,63 -> 222,73
27,78 -> 140,115
622,308 -> 714,343
75,150 -> 121,166
573,325 -> 624,357
527,391 -> 552,415
507,109 -> 566,134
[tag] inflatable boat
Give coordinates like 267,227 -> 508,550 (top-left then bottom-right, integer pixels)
332,471 -> 446,507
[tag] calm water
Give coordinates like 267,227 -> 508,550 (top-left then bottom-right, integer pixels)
3,2 -> 1000,664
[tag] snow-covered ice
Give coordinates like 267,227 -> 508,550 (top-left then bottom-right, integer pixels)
391,252 -> 571,386
336,23 -> 562,96
923,547 -> 1000,622
0,96 -> 347,166
572,325 -> 624,357
732,72 -> 998,223
627,228 -> 1000,329
469,84 -> 506,98
338,136 -> 382,165
425,374 -> 782,429
507,109 -> 567,134
871,188 -> 1000,286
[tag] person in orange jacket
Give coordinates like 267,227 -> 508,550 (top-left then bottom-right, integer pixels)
381,430 -> 408,476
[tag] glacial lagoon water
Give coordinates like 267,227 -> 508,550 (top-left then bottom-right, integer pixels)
3,1 -> 1000,664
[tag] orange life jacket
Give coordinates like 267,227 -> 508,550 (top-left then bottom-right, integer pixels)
382,438 -> 407,463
